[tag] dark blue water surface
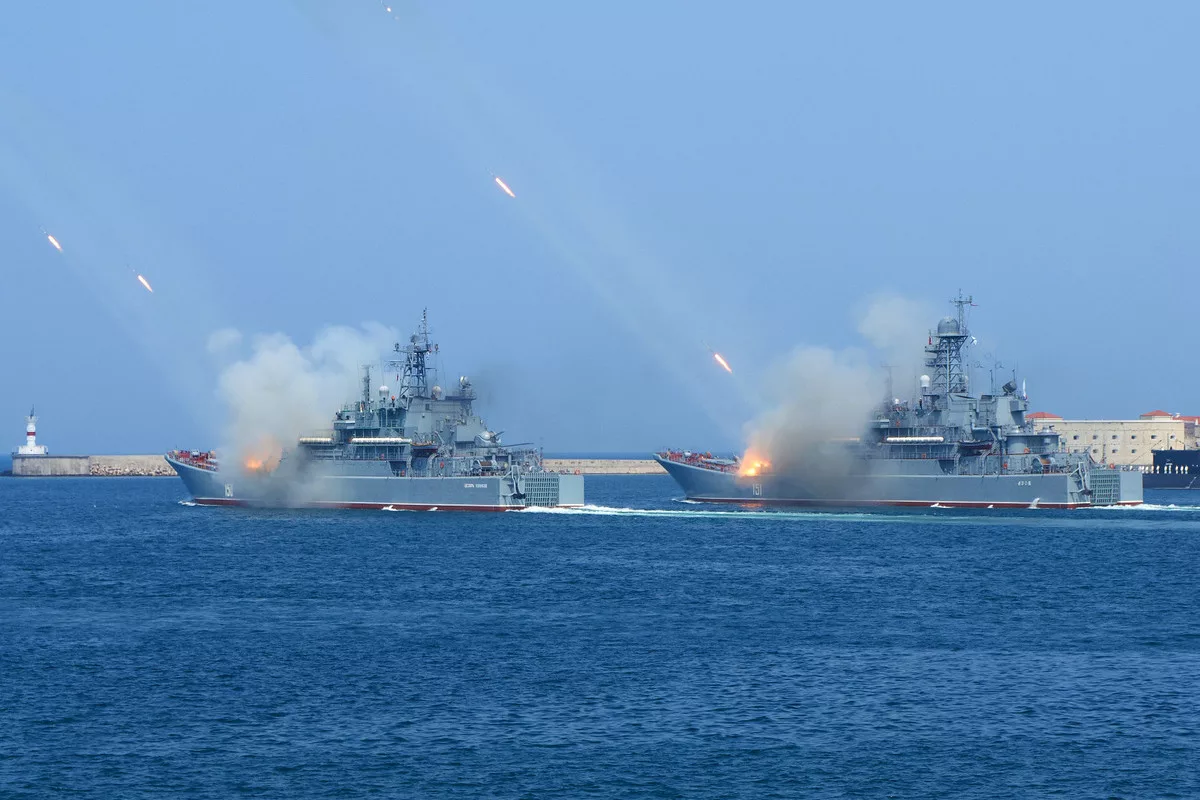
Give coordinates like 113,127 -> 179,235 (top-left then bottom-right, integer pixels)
3,476 -> 1200,798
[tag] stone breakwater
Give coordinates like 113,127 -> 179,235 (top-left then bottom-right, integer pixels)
8,454 -> 177,477
542,459 -> 665,475
89,455 -> 177,477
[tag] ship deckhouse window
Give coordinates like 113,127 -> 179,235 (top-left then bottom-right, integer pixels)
1131,449 -> 1137,454
1112,448 -> 1118,453
1111,435 -> 1118,440
1151,434 -> 1158,440
1092,435 -> 1098,440
1072,435 -> 1079,440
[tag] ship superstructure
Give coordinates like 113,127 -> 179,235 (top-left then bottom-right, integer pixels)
168,311 -> 583,510
657,295 -> 1142,508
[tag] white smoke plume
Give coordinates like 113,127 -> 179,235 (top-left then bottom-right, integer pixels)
206,328 -> 243,356
856,293 -> 934,398
744,294 -> 930,473
211,323 -> 398,468
744,346 -> 881,473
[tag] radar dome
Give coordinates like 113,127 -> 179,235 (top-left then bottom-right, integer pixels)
378,385 -> 389,395
920,374 -> 931,389
431,385 -> 443,399
936,317 -> 961,335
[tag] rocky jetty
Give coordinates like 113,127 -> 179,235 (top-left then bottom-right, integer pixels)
89,455 -> 177,477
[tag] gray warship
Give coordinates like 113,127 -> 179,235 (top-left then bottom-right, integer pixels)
656,295 -> 1142,509
167,312 -> 584,510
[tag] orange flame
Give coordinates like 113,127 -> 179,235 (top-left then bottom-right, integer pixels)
493,175 -> 516,198
242,437 -> 282,473
739,449 -> 771,477
713,352 -> 733,373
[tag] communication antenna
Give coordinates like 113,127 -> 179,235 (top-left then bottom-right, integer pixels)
952,290 -> 976,330
386,308 -> 438,401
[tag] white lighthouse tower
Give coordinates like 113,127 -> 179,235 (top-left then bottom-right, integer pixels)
17,407 -> 48,455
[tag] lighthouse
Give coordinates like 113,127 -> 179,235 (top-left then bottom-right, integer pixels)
17,407 -> 48,455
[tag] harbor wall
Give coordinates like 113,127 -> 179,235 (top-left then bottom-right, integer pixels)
11,455 -> 91,476
543,458 -> 665,475
10,454 -> 177,477
90,455 -> 177,476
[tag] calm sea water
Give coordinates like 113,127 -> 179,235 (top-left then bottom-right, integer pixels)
3,475 -> 1199,798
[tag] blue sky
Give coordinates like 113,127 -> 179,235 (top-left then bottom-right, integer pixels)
2,2 -> 1197,454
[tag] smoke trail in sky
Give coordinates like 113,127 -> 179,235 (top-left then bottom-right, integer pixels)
289,2 -> 750,442
0,83 -> 235,441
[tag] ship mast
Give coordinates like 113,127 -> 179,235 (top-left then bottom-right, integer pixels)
925,292 -> 973,398
387,308 -> 438,402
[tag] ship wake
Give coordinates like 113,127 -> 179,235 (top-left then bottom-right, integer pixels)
521,504 -> 911,522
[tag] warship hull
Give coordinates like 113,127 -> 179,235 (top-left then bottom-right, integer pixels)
168,310 -> 586,512
655,456 -> 1142,509
168,456 -> 584,511
1144,450 -> 1200,489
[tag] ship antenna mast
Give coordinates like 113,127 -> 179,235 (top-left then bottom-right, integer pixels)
952,290 -> 974,333
925,292 -> 974,398
386,308 -> 438,401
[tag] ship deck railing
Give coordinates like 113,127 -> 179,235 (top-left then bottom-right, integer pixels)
658,450 -> 740,473
168,450 -> 219,472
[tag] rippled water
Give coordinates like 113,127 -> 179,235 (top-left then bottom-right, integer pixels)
3,476 -> 1199,797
